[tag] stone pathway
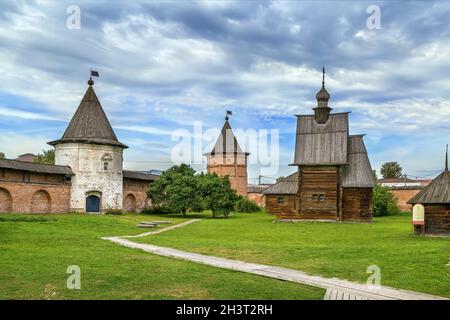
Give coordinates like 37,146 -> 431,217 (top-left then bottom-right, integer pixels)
102,219 -> 447,301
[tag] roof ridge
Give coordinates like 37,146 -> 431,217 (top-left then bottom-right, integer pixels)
0,158 -> 71,169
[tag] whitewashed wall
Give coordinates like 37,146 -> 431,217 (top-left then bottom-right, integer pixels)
54,143 -> 123,212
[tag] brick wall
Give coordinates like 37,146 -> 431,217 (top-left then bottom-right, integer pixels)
0,169 -> 71,213
123,178 -> 151,212
247,192 -> 266,207
389,188 -> 422,211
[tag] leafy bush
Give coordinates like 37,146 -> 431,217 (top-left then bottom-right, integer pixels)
235,197 -> 261,213
373,184 -> 401,216
141,206 -> 174,215
104,209 -> 126,215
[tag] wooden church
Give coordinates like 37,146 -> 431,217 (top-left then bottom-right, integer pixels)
408,147 -> 450,235
264,68 -> 375,221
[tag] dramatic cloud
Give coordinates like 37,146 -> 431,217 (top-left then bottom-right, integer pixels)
0,1 -> 449,180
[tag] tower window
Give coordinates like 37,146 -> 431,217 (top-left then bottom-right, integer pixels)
104,162 -> 109,171
312,194 -> 325,202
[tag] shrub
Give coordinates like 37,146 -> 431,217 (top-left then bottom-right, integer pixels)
104,209 -> 126,215
373,184 -> 401,216
235,197 -> 261,213
141,206 -> 174,215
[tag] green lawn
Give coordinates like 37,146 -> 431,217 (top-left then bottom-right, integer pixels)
0,213 -> 323,300
134,212 -> 450,298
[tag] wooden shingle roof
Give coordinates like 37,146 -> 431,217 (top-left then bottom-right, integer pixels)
407,170 -> 450,204
0,159 -> 74,176
262,173 -> 298,195
341,135 -> 375,188
48,83 -> 127,148
293,112 -> 349,165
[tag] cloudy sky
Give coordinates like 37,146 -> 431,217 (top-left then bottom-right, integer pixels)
0,0 -> 449,183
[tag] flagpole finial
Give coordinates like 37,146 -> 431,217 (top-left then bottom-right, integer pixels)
88,77 -> 94,86
322,66 -> 325,87
225,110 -> 232,121
445,144 -> 448,171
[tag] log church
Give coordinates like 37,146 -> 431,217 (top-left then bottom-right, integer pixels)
264,69 -> 375,221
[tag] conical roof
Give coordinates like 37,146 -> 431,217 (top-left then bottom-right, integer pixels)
206,119 -> 248,155
408,170 -> 450,204
48,82 -> 127,148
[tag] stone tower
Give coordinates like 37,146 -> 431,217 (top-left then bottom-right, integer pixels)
204,114 -> 249,197
48,78 -> 128,212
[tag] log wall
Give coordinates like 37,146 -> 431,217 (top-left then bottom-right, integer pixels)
424,204 -> 450,235
298,166 -> 338,220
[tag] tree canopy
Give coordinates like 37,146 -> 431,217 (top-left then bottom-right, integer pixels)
147,164 -> 238,217
380,161 -> 403,179
34,149 -> 55,165
0,152 -> 5,160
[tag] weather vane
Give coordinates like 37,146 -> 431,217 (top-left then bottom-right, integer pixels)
88,69 -> 99,86
225,110 -> 232,121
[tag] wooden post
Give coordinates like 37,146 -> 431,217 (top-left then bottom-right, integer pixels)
297,168 -> 302,217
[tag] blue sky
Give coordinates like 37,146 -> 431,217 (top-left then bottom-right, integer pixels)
0,1 -> 449,183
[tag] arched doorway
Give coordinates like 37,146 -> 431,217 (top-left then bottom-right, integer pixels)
31,190 -> 51,213
86,195 -> 101,213
0,187 -> 12,213
124,194 -> 137,212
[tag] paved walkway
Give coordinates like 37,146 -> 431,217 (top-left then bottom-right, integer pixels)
102,220 -> 447,301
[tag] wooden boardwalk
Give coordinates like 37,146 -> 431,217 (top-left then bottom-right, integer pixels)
324,288 -> 369,300
102,220 -> 447,301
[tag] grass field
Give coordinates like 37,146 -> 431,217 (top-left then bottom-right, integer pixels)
134,212 -> 450,298
0,213 -> 323,300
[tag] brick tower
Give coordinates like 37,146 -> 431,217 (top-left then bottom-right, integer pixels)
204,113 -> 249,197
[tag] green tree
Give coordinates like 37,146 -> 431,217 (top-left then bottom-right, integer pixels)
198,173 -> 238,218
147,164 -> 202,217
276,176 -> 285,182
0,152 -> 5,160
380,161 -> 403,179
373,184 -> 401,216
34,149 -> 55,165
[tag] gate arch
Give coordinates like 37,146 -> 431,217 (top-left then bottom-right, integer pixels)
0,187 -> 12,213
124,194 -> 137,212
31,190 -> 51,213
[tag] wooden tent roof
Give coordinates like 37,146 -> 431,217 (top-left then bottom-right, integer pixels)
262,173 -> 298,195
341,135 -> 375,188
205,119 -> 248,155
0,159 -> 74,176
48,82 -> 127,148
293,112 -> 349,165
408,170 -> 450,204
